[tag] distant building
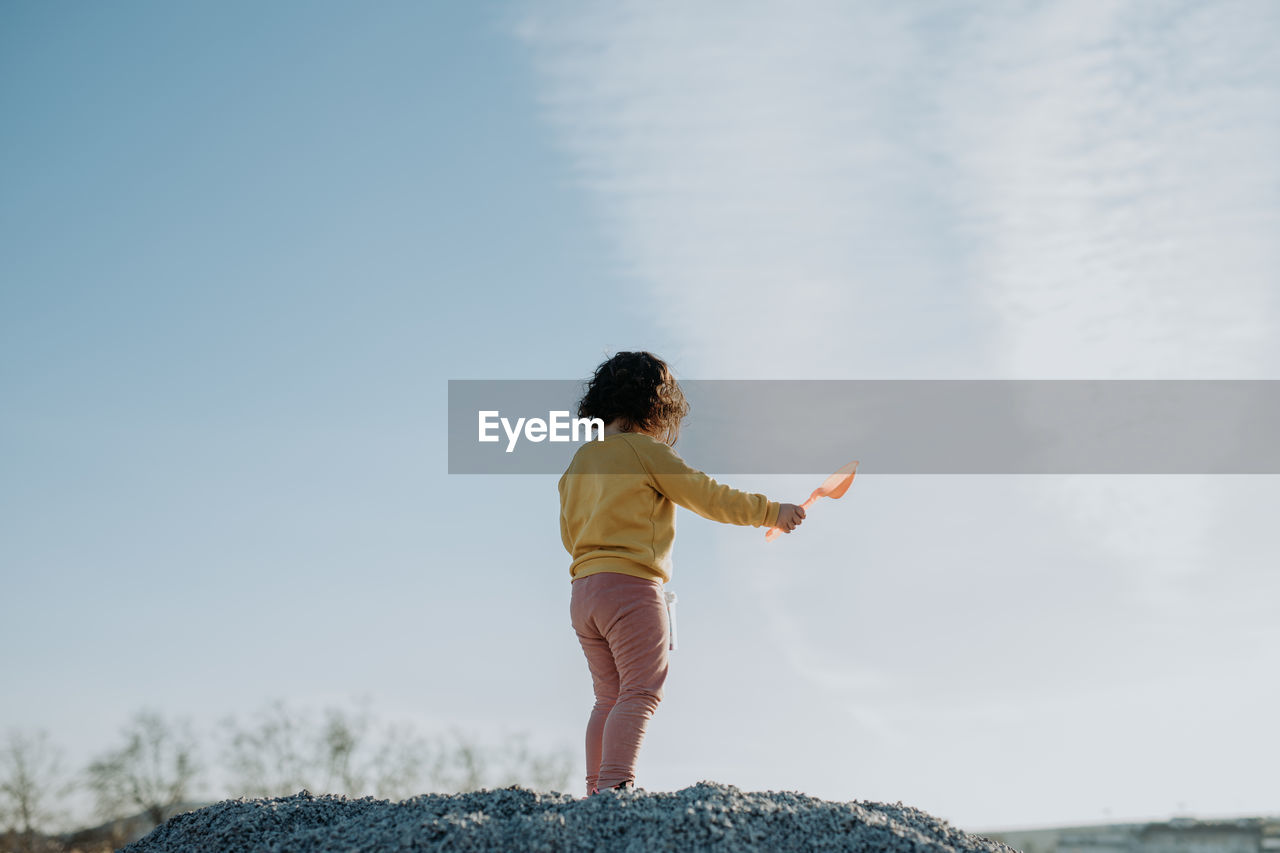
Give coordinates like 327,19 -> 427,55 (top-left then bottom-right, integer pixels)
58,801 -> 211,852
985,816 -> 1280,853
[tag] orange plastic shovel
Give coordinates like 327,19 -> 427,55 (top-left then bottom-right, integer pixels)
765,461 -> 858,542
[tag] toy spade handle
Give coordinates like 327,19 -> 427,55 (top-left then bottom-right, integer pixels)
765,495 -> 817,542
764,461 -> 857,543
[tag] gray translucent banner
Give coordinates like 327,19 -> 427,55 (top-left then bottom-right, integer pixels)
447,380 -> 1280,474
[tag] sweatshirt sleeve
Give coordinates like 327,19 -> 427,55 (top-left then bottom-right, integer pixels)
633,437 -> 781,528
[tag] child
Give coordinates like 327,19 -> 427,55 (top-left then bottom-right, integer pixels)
558,351 -> 805,796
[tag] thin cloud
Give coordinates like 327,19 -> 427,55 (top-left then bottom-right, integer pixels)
513,0 -> 1280,823
936,0 -> 1280,379
513,1 -> 959,378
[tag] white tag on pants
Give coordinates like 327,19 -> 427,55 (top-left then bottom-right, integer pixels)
664,589 -> 678,651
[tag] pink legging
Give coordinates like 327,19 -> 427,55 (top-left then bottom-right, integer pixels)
569,571 -> 670,794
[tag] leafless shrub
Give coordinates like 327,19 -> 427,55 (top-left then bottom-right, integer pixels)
84,712 -> 199,827
11,701 -> 570,848
491,732 -> 572,793
221,701 -> 571,798
218,700 -> 314,799
0,729 -> 70,852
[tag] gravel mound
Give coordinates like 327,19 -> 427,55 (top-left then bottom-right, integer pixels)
122,782 -> 1016,852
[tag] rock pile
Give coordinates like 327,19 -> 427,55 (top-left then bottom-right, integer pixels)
123,781 -> 1017,852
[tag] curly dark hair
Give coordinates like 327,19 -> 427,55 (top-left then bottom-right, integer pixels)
577,351 -> 689,446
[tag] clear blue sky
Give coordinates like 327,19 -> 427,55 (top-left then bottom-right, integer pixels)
3,0 -> 1278,832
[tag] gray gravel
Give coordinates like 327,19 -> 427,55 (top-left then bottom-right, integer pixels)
121,782 -> 1017,852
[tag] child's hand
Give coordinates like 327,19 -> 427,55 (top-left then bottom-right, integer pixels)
775,503 -> 806,533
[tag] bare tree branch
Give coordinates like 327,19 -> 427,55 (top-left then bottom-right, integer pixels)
0,729 -> 69,852
219,700 -> 314,799
85,711 -> 199,826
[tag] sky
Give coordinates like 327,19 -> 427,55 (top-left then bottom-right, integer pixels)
3,0 -> 1278,833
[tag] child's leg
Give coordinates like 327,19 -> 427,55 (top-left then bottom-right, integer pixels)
571,576 -> 620,795
573,629 -> 619,795
570,572 -> 669,792
596,583 -> 668,789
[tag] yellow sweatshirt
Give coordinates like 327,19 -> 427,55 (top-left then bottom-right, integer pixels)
558,432 -> 781,583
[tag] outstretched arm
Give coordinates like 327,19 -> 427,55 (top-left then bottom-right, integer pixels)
633,438 -> 782,528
